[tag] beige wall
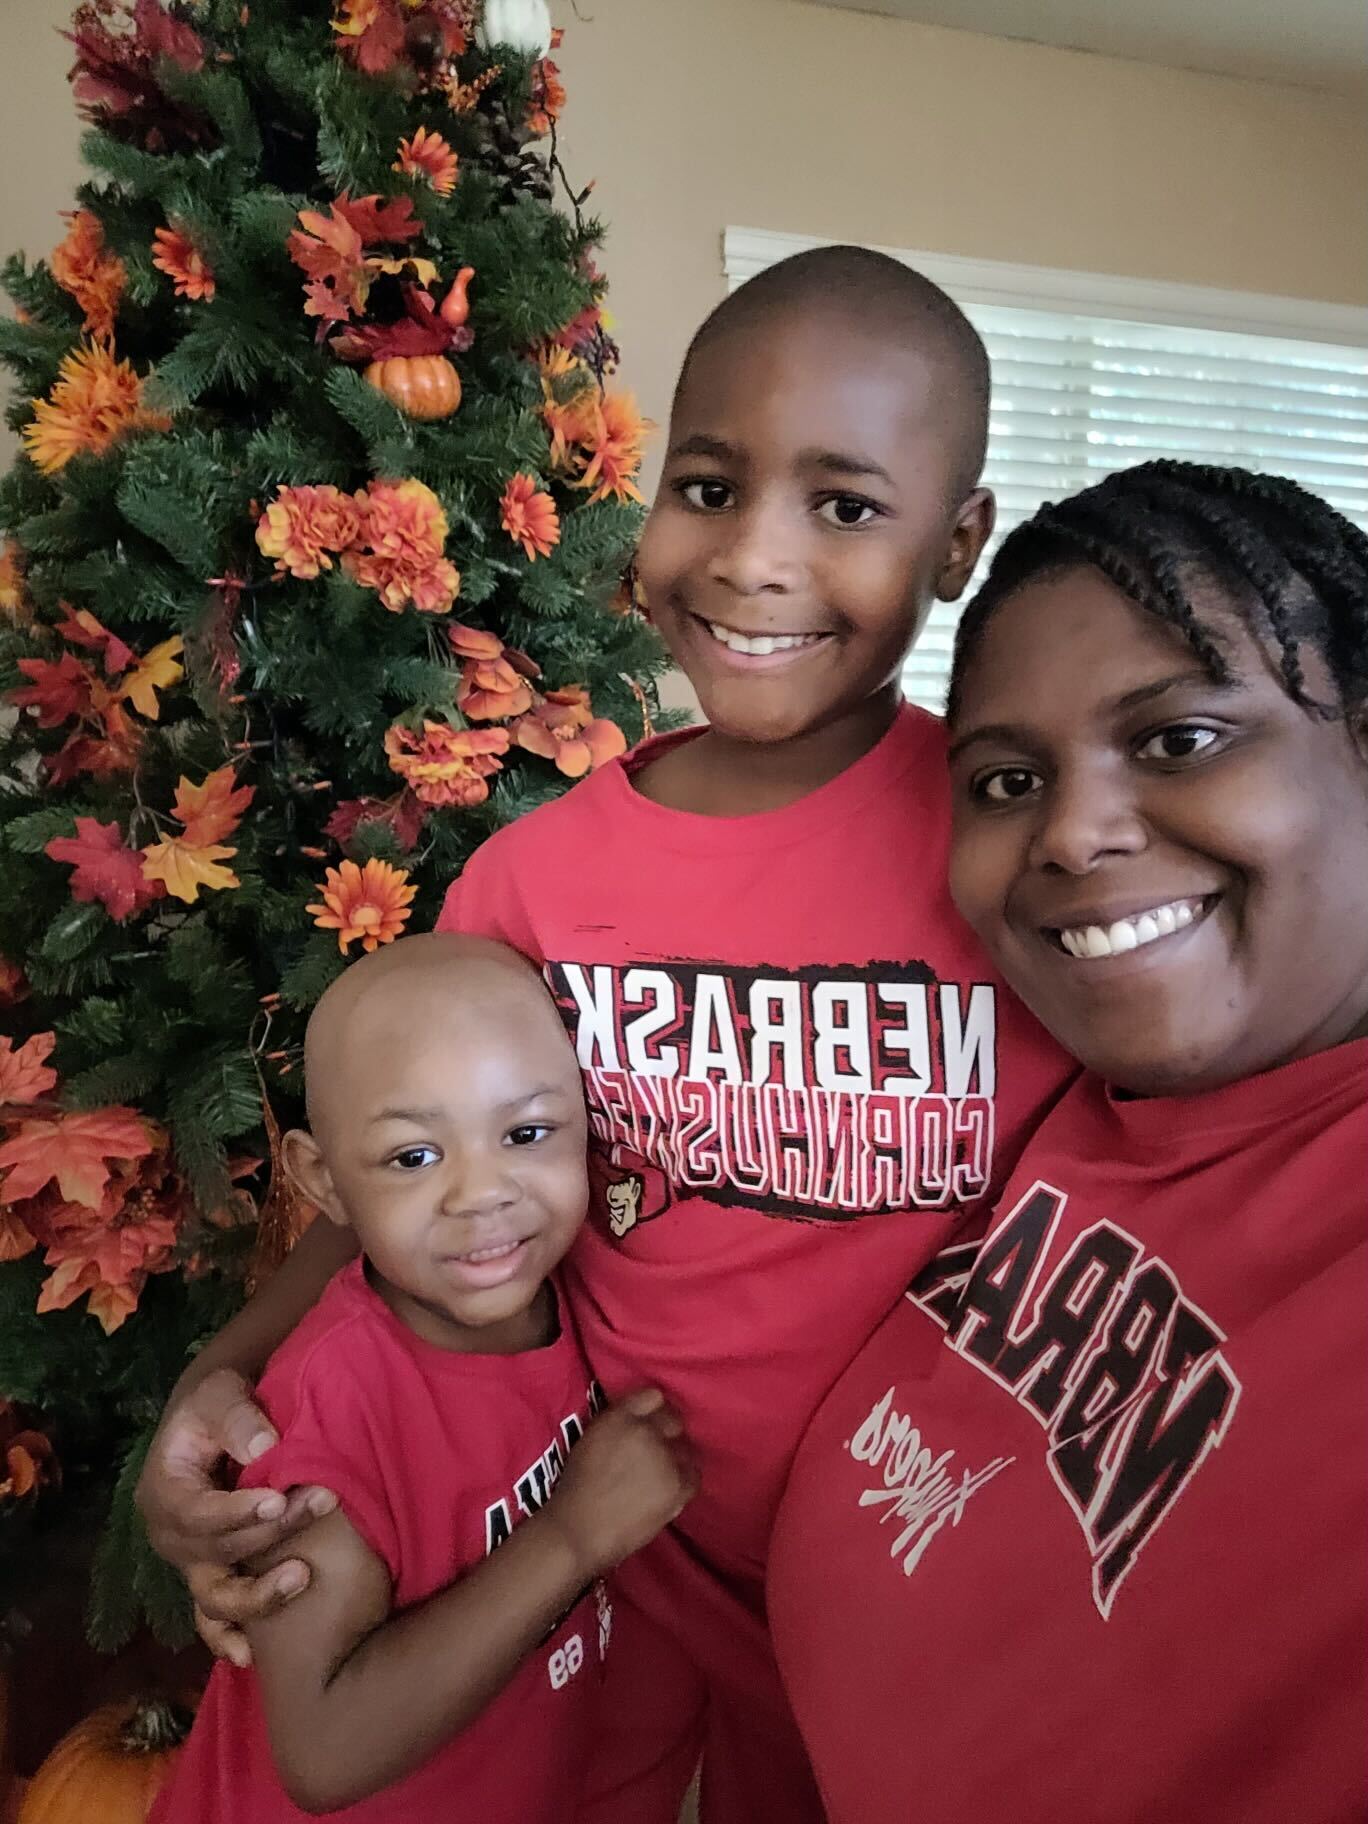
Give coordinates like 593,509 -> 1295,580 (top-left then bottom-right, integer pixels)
4,0 -> 1365,495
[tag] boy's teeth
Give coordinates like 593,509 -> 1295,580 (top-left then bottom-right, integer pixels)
1057,897 -> 1205,960
705,620 -> 823,656
460,1239 -> 522,1263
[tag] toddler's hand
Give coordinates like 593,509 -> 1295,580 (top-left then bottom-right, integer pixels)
546,1388 -> 698,1579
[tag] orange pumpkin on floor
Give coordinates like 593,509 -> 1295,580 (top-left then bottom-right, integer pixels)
364,354 -> 462,420
18,1697 -> 190,1823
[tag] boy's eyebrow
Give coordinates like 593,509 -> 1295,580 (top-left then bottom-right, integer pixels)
801,448 -> 895,486
946,671 -> 1250,761
668,433 -> 737,462
369,1105 -> 446,1126
496,1085 -> 570,1112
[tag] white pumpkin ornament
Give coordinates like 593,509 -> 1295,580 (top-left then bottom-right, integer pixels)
478,0 -> 554,57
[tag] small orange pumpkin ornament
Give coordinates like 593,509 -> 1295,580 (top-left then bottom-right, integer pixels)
18,1696 -> 191,1824
364,353 -> 462,420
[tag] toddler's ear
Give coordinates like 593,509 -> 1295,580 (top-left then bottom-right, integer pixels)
281,1128 -> 348,1229
936,488 -> 996,603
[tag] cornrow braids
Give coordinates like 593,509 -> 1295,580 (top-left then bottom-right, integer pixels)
947,461 -> 1368,726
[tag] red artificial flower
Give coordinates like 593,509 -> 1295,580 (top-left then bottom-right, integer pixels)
325,792 -> 427,852
499,472 -> 561,561
46,817 -> 165,922
66,0 -> 208,150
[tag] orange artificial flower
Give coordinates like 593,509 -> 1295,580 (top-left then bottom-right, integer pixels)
348,479 -> 460,614
574,391 -> 651,505
0,1033 -> 58,1109
50,209 -> 125,345
256,483 -> 363,580
22,343 -> 170,476
0,538 -> 29,626
151,223 -> 216,300
450,623 -> 539,719
541,375 -> 599,474
513,687 -> 627,779
499,472 -> 560,561
384,718 -> 509,807
307,856 -> 417,954
395,126 -> 459,196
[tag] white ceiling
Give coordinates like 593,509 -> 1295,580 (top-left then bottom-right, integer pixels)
799,0 -> 1368,94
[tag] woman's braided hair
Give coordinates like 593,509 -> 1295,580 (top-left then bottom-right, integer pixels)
946,461 -> 1368,725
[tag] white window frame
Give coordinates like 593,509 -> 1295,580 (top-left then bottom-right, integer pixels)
723,226 -> 1368,349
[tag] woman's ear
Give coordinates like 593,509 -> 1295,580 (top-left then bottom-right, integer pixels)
281,1128 -> 349,1230
1348,699 -> 1368,769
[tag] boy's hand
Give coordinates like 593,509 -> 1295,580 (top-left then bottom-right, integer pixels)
546,1388 -> 698,1580
136,1368 -> 336,1665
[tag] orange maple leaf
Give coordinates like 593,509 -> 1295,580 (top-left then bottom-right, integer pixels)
0,1033 -> 58,1109
171,765 -> 254,846
0,1107 -> 153,1210
0,1209 -> 37,1262
140,835 -> 240,903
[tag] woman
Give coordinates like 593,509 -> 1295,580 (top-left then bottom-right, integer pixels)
767,461 -> 1368,1824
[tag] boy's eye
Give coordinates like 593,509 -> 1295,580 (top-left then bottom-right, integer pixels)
972,765 -> 1042,805
507,1123 -> 554,1147
1135,724 -> 1222,763
390,1145 -> 439,1171
678,478 -> 733,512
816,495 -> 880,529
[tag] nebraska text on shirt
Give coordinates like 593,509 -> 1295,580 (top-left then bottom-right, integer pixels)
911,1182 -> 1242,1617
545,960 -> 999,1218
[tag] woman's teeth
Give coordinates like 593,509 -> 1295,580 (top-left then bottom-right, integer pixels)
704,619 -> 825,656
1056,897 -> 1207,960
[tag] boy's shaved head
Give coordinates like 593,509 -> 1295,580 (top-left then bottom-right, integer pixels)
679,245 -> 990,496
303,932 -> 567,1141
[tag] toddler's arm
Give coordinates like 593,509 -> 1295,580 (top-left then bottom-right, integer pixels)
246,1388 -> 697,1813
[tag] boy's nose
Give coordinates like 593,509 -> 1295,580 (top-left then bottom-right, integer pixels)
439,1158 -> 519,1219
709,501 -> 803,596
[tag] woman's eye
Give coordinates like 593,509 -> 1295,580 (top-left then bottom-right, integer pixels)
1136,725 -> 1221,762
391,1145 -> 438,1171
973,766 -> 1042,804
817,495 -> 879,528
507,1124 -> 553,1147
679,478 -> 733,511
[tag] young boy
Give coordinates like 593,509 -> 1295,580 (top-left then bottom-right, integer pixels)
151,933 -> 696,1822
138,247 -> 1073,1820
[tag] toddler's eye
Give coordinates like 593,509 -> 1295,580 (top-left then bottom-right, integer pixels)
507,1123 -> 553,1147
1136,725 -> 1221,762
391,1145 -> 439,1171
817,495 -> 879,528
679,478 -> 733,512
974,766 -> 1042,804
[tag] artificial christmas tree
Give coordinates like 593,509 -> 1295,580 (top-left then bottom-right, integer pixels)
0,0 -> 673,1663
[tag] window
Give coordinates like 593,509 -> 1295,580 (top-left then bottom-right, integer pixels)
724,230 -> 1368,713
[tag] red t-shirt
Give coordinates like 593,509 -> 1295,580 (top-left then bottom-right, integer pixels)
153,1261 -> 608,1824
437,706 -> 1072,1584
768,1039 -> 1368,1824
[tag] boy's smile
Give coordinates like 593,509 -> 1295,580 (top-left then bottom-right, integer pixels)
635,306 -> 992,794
948,566 -> 1368,1094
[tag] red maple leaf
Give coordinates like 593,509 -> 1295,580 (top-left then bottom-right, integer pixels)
0,1107 -> 154,1210
55,605 -> 134,675
333,192 -> 422,247
46,817 -> 164,921
10,653 -> 98,728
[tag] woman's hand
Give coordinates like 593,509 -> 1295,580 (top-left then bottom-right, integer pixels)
136,1367 -> 337,1667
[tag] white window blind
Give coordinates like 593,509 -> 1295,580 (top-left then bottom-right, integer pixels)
722,229 -> 1368,715
906,308 -> 1368,711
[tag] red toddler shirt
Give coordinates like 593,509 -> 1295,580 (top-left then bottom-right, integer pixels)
152,1260 -> 607,1824
768,1039 -> 1368,1824
437,705 -> 1072,1583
